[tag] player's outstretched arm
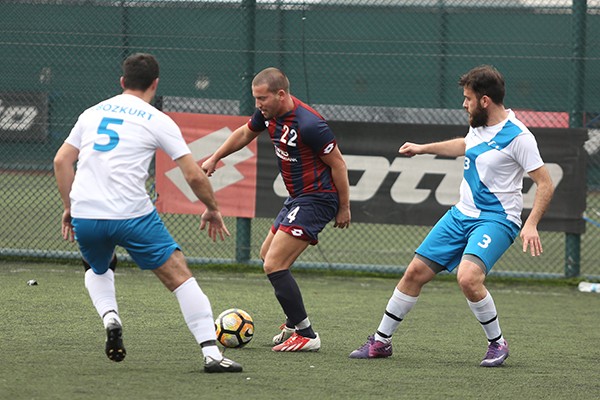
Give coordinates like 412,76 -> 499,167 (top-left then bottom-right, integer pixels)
520,165 -> 554,256
176,154 -> 230,241
399,137 -> 466,158
202,124 -> 260,176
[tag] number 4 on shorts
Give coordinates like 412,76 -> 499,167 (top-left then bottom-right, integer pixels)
287,206 -> 300,223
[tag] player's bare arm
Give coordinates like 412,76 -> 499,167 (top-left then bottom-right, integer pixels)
520,165 -> 554,256
321,146 -> 351,229
176,154 -> 230,241
53,143 -> 79,241
399,137 -> 466,158
202,124 -> 260,176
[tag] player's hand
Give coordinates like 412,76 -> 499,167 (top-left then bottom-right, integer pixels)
61,209 -> 75,242
200,209 -> 231,242
398,142 -> 423,157
201,157 -> 218,177
334,206 -> 351,229
520,223 -> 543,256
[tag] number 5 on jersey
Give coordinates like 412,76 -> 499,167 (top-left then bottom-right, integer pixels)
94,117 -> 123,152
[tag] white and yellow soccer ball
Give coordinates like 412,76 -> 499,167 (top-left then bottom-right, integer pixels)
214,308 -> 254,348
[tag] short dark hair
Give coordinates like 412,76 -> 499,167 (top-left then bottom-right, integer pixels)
458,65 -> 505,104
252,67 -> 290,93
122,53 -> 159,91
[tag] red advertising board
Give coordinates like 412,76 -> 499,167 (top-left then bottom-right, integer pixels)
155,112 -> 256,217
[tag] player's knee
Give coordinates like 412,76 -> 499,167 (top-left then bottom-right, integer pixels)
263,262 -> 274,274
263,262 -> 287,275
457,273 -> 479,294
259,250 -> 268,262
402,269 -> 423,287
402,262 -> 434,286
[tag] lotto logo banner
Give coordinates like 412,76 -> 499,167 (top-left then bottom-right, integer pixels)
330,121 -> 587,233
0,92 -> 48,142
255,120 -> 587,234
155,113 -> 256,217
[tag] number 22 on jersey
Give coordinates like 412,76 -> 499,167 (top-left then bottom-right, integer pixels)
280,125 -> 297,147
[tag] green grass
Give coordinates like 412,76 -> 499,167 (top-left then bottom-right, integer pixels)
2,260 -> 599,400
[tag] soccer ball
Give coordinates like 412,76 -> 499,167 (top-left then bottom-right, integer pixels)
214,308 -> 254,348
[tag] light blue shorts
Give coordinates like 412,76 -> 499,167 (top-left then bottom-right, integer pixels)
416,206 -> 519,273
72,209 -> 179,274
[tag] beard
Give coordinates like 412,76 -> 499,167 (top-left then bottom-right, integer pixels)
469,103 -> 489,128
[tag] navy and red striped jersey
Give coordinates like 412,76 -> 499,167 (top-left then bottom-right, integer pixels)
248,96 -> 338,198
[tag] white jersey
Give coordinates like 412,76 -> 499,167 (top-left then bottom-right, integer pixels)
65,93 -> 190,219
455,109 -> 544,228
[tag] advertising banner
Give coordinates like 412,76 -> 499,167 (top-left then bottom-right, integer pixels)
156,113 -> 256,217
157,112 -> 587,233
256,121 -> 588,234
0,92 -> 48,142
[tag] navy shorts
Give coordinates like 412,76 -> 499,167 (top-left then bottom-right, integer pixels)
271,193 -> 339,245
72,209 -> 179,274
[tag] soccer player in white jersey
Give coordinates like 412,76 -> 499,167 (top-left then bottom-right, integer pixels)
349,65 -> 554,367
53,53 -> 242,373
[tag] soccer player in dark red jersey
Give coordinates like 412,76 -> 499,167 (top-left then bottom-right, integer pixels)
202,67 -> 351,352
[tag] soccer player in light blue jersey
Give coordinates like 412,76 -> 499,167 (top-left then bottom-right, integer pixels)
349,65 -> 554,367
54,53 -> 242,373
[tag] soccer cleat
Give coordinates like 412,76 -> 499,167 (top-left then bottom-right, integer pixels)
272,323 -> 295,345
349,335 -> 392,359
480,339 -> 509,367
105,319 -> 126,362
203,356 -> 243,373
272,332 -> 321,352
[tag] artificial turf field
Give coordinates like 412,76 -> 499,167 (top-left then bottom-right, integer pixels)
1,260 -> 599,400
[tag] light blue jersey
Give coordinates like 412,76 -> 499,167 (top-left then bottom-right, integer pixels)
417,110 -> 544,272
456,110 -> 544,228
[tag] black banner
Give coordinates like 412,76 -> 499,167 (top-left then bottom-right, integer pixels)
0,92 -> 48,142
256,121 -> 588,234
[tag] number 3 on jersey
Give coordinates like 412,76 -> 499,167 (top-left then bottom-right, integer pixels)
477,234 -> 492,249
94,117 -> 123,152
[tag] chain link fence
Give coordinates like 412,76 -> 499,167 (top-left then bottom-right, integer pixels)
1,0 -> 599,278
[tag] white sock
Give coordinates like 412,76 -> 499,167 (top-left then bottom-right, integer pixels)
375,288 -> 418,343
295,317 -> 311,330
102,311 -> 121,328
84,269 -> 121,328
467,291 -> 503,342
201,344 -> 222,360
173,277 -> 218,347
